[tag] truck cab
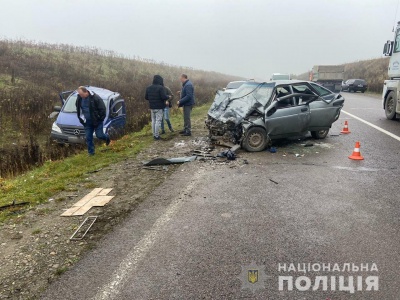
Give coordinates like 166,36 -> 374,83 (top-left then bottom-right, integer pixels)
50,86 -> 126,144
382,21 -> 400,120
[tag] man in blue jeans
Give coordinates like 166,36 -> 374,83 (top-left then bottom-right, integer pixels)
75,86 -> 110,155
161,85 -> 174,134
177,74 -> 195,136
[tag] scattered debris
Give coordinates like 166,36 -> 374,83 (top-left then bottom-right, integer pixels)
217,149 -> 236,160
0,200 -> 29,211
61,188 -> 114,217
142,166 -> 169,171
267,147 -> 277,153
142,156 -> 197,166
269,179 -> 279,185
304,143 -> 314,147
87,168 -> 103,174
70,216 -> 98,240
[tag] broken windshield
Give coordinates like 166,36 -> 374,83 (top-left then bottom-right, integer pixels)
208,82 -> 275,125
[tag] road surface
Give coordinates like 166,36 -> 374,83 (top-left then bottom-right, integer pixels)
41,92 -> 400,300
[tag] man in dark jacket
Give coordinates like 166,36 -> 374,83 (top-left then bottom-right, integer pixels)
145,75 -> 171,140
75,86 -> 110,155
177,74 -> 195,136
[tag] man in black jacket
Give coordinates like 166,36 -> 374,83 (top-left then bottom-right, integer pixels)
76,86 -> 110,155
145,75 -> 171,140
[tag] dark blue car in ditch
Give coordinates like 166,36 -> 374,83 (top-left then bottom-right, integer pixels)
50,86 -> 126,144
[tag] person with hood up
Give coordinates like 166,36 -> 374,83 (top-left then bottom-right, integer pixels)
145,75 -> 171,140
75,86 -> 110,156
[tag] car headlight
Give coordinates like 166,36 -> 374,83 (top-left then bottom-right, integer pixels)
52,122 -> 62,133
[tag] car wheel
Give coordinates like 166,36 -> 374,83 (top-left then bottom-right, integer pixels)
385,91 -> 397,120
311,129 -> 329,139
242,127 -> 268,152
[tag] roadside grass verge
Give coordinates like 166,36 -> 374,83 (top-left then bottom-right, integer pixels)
0,104 -> 210,223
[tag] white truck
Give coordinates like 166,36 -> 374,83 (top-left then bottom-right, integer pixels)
383,21 -> 400,120
270,73 -> 291,80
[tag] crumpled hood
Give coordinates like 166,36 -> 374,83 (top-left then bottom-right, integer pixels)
208,82 -> 275,125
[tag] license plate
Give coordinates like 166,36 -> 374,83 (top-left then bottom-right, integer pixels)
358,84 -> 363,87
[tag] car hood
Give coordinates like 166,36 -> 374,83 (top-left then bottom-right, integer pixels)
56,112 -> 82,127
208,83 -> 274,125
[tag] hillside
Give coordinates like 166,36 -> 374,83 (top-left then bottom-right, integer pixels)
0,40 -> 241,177
295,57 -> 390,93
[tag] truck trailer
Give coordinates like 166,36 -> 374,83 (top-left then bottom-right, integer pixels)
382,21 -> 400,120
309,65 -> 344,93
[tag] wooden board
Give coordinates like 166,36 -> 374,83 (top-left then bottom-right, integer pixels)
60,188 -> 114,217
72,188 -> 103,207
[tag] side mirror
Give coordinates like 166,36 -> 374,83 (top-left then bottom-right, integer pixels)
54,105 -> 61,112
383,40 -> 393,56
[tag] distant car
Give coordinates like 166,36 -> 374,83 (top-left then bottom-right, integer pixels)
341,79 -> 368,93
51,86 -> 126,144
206,80 -> 345,152
224,81 -> 247,95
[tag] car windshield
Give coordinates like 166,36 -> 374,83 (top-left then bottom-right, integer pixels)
62,92 -> 108,113
226,81 -> 245,89
62,94 -> 78,113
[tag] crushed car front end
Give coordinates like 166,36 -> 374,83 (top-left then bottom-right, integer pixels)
206,82 -> 275,146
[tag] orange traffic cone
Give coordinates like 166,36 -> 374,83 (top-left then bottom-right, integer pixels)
341,121 -> 351,134
349,141 -> 364,160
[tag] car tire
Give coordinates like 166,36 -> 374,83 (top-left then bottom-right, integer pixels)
242,127 -> 268,152
311,129 -> 329,139
385,91 -> 397,120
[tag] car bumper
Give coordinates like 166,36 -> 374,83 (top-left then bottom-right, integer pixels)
51,131 -> 86,144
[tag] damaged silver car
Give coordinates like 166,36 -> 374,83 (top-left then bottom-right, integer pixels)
206,80 -> 345,152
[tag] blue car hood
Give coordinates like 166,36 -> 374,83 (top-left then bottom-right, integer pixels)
56,112 -> 82,127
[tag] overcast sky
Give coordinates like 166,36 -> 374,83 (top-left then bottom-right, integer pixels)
0,0 -> 399,80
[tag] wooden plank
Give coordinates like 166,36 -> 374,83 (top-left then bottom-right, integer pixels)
61,206 -> 82,217
72,188 -> 103,207
90,195 -> 115,207
70,203 -> 95,216
97,188 -> 113,196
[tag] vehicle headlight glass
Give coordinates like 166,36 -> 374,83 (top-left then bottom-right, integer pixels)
52,122 -> 62,133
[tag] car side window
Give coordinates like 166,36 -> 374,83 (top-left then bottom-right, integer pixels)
310,83 -> 331,97
292,84 -> 315,105
275,86 -> 294,109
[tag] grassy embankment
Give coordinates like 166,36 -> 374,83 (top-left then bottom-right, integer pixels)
0,104 -> 210,223
295,57 -> 390,94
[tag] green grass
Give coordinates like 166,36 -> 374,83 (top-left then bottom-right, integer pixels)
0,104 -> 210,223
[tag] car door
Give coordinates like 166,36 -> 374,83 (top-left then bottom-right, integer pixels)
106,97 -> 126,137
308,83 -> 344,130
264,85 -> 313,138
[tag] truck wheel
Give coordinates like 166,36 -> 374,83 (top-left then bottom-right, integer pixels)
242,127 -> 268,152
311,129 -> 329,139
385,91 -> 397,120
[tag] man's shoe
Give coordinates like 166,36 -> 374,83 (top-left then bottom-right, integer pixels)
169,128 -> 174,132
179,130 -> 185,134
181,132 -> 191,136
154,136 -> 161,140
161,130 -> 166,135
106,137 -> 111,146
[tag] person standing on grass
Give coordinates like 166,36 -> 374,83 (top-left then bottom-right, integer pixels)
76,86 -> 110,156
177,74 -> 195,136
145,75 -> 171,140
161,85 -> 174,134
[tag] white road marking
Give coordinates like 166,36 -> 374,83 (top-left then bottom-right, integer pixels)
341,110 -> 400,142
92,168 -> 205,300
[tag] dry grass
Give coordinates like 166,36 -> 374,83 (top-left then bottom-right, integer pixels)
0,39 -> 241,177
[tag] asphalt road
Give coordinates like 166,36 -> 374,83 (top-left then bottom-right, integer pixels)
41,92 -> 400,300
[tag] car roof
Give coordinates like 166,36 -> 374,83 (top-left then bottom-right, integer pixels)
246,80 -> 311,85
83,86 -> 117,99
